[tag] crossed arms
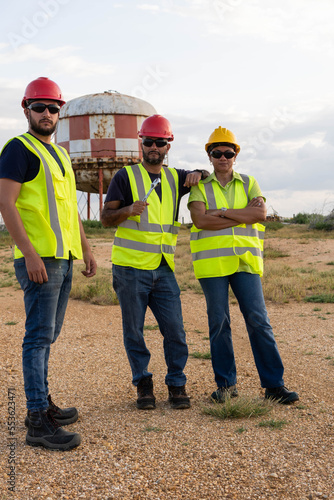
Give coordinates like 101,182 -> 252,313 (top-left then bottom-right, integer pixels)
189,197 -> 267,230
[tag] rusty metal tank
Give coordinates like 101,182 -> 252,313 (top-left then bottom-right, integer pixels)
55,91 -> 157,193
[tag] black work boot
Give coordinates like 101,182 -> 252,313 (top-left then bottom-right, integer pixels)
136,376 -> 156,410
25,394 -> 78,427
211,385 -> 239,403
168,385 -> 190,409
26,409 -> 81,451
265,386 -> 299,404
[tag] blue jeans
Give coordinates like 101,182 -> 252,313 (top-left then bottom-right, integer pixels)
199,272 -> 284,389
112,263 -> 188,386
14,257 -> 73,411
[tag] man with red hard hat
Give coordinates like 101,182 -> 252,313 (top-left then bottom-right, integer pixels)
102,114 -> 208,410
0,77 -> 97,450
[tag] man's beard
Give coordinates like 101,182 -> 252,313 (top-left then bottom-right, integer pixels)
29,115 -> 57,137
142,149 -> 166,165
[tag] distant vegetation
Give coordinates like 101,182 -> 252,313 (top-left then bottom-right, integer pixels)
81,220 -> 115,239
70,267 -> 118,305
264,221 -> 284,231
1,212 -> 334,305
288,211 -> 334,231
0,229 -> 12,249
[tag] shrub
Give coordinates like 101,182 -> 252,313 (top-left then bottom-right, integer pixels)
264,221 -> 284,231
311,220 -> 334,231
290,212 -> 310,224
82,219 -> 104,229
304,294 -> 334,303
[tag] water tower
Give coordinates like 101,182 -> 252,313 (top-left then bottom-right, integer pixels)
55,91 -> 157,219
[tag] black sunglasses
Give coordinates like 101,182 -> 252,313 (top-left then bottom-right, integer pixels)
142,138 -> 168,148
210,150 -> 236,159
28,103 -> 60,114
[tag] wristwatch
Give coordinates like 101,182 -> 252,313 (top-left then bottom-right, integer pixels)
220,207 -> 228,217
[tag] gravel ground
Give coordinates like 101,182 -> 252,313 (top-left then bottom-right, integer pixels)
0,239 -> 333,500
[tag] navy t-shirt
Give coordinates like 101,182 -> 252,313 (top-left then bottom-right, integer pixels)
105,166 -> 194,221
0,136 -> 65,182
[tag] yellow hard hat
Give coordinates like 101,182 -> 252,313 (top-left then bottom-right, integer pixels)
205,127 -> 240,153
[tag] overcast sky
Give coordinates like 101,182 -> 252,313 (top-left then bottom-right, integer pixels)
1,0 -> 333,219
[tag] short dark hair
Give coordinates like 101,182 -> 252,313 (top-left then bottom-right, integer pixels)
207,142 -> 236,154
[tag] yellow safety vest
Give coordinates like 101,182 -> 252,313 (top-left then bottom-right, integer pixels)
112,164 -> 181,271
190,174 -> 265,279
4,133 -> 82,260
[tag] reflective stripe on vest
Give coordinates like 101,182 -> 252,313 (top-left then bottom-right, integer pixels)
114,236 -> 176,254
191,246 -> 263,261
120,219 -> 179,234
190,174 -> 265,277
190,225 -> 264,241
19,134 -> 64,258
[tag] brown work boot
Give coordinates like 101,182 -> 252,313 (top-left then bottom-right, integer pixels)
168,385 -> 190,409
136,376 -> 156,410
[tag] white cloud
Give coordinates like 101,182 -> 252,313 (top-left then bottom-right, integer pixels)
137,4 -> 160,10
179,0 -> 334,58
0,77 -> 24,89
0,43 -> 116,78
0,43 -> 72,63
265,189 -> 334,219
0,118 -> 25,130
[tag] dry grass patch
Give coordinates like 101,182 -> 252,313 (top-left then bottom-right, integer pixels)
264,246 -> 290,259
202,396 -> 275,420
265,224 -> 334,240
81,220 -> 116,240
189,350 -> 211,360
0,230 -> 13,249
175,226 -> 202,294
262,261 -> 334,303
70,264 -> 118,305
257,419 -> 288,430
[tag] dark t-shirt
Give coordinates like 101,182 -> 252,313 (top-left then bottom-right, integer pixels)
105,166 -> 193,220
0,136 -> 65,182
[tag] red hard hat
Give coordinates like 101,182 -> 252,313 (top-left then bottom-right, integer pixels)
21,77 -> 65,108
138,114 -> 174,141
